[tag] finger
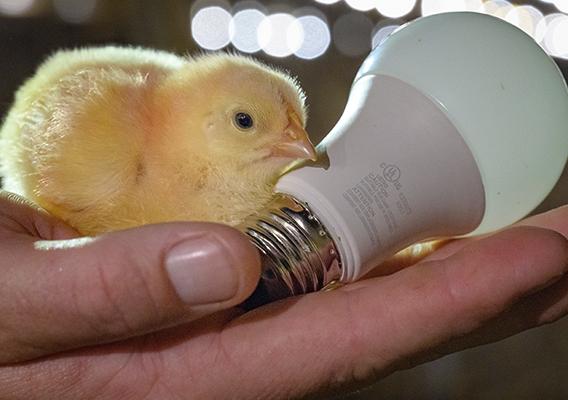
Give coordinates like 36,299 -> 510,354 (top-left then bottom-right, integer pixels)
515,204 -> 568,238
347,227 -> 568,363
0,190 -> 79,240
0,226 -> 565,400
432,273 -> 568,360
366,204 -> 568,277
422,204 -> 568,263
206,226 -> 568,398
0,222 -> 260,364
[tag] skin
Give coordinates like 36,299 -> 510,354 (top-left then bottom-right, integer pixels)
0,190 -> 567,399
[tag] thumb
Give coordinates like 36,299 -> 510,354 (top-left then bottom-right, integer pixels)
1,222 -> 260,364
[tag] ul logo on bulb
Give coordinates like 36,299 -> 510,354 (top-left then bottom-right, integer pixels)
381,163 -> 402,190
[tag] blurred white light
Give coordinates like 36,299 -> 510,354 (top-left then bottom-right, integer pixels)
421,0 -> 472,16
551,16 -> 568,58
535,12 -> 564,43
554,0 -> 568,13
0,0 -> 34,16
371,24 -> 400,48
258,13 -> 304,58
345,0 -> 378,12
465,0 -> 484,11
544,14 -> 568,58
505,6 -> 544,38
480,0 -> 514,19
229,9 -> 265,53
54,0 -> 97,24
333,12 -> 373,57
376,0 -> 416,18
232,0 -> 266,13
294,15 -> 331,59
314,0 -> 341,4
191,6 -> 232,50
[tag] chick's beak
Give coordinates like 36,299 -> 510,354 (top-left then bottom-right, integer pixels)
271,110 -> 317,161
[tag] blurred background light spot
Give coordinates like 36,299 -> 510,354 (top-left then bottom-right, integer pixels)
189,0 -> 568,61
232,0 -> 266,13
535,12 -> 563,44
551,15 -> 568,58
376,0 -> 416,19
465,0 -> 485,11
505,5 -> 544,38
333,11 -> 373,57
345,0 -> 378,12
544,13 -> 568,58
258,13 -> 304,58
421,0 -> 473,16
480,0 -> 514,19
229,9 -> 265,53
554,0 -> 568,13
191,6 -> 232,50
53,0 -> 97,24
0,0 -> 34,16
294,15 -> 331,59
371,24 -> 400,48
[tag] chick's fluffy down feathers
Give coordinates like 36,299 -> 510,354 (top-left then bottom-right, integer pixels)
0,47 -> 314,235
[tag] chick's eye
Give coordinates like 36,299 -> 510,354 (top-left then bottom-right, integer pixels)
234,112 -> 254,130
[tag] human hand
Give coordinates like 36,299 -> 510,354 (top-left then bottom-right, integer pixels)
0,190 -> 260,364
1,190 -> 567,399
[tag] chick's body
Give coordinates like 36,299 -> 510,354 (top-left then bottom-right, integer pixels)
0,47 -> 315,235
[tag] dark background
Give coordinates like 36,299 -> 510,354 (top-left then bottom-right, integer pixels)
1,1 -> 567,398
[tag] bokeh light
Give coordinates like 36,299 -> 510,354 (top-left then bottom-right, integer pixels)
53,0 -> 97,24
186,0 -> 568,61
480,0 -> 514,19
333,12 -> 373,57
535,12 -> 563,44
294,15 -> 331,59
371,24 -> 400,48
0,0 -> 34,16
345,0 -> 378,12
376,0 -> 416,19
258,13 -> 304,58
191,6 -> 232,50
551,16 -> 568,58
422,0 -> 484,15
505,5 -> 544,38
543,13 -> 568,58
229,9 -> 265,53
232,0 -> 267,13
553,0 -> 568,13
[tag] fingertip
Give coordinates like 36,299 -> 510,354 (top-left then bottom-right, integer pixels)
102,221 -> 262,303
500,226 -> 568,276
207,224 -> 262,302
516,204 -> 568,239
443,225 -> 568,312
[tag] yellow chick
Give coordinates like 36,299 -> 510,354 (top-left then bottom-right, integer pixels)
0,46 -> 316,235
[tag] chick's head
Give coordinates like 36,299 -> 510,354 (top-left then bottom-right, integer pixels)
165,54 -> 317,184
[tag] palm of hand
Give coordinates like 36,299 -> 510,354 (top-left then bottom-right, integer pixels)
2,198 -> 567,400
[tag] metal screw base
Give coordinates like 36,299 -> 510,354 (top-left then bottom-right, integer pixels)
238,194 -> 342,309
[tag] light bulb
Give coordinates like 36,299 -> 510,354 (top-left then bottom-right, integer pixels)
240,12 -> 568,308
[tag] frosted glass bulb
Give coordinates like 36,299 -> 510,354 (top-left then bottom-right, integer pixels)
240,12 -> 568,308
